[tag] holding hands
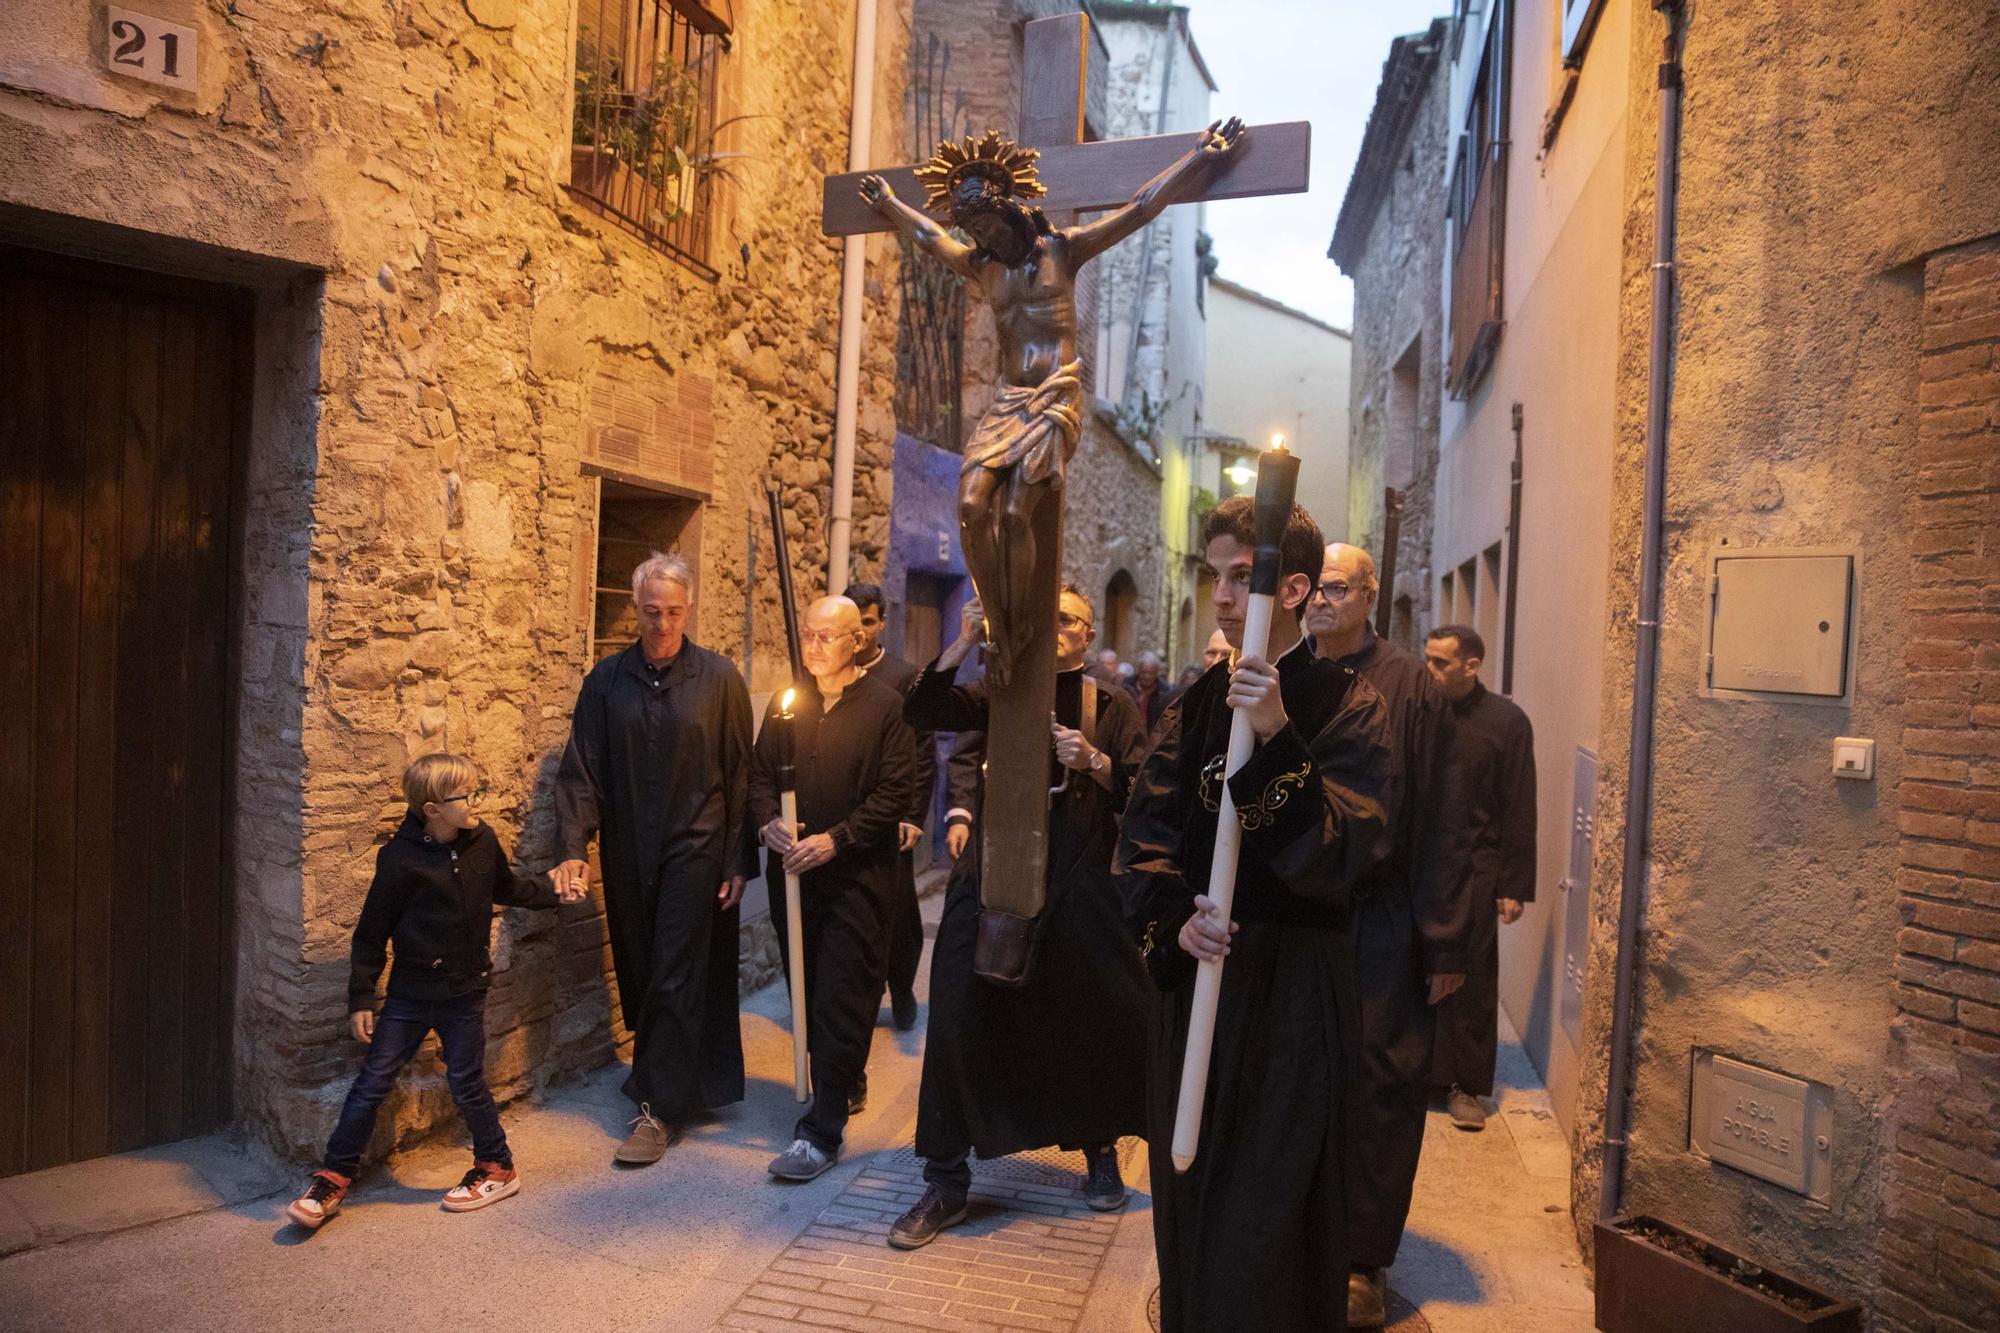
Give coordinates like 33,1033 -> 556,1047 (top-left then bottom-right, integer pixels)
552,858 -> 590,903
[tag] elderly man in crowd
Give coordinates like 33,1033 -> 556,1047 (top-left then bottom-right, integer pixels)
1308,543 -> 1472,1328
749,596 -> 917,1181
846,582 -> 938,1033
554,553 -> 754,1166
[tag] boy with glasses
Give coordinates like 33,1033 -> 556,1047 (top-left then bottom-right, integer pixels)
286,754 -> 581,1230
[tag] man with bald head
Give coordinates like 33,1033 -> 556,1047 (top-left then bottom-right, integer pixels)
1307,543 -> 1472,1327
1202,628 -> 1233,670
749,595 -> 918,1180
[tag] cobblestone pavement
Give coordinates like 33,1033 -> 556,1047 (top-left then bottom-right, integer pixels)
0,892 -> 1588,1332
719,1146 -> 1135,1332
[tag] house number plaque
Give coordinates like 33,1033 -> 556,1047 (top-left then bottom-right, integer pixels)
103,7 -> 198,92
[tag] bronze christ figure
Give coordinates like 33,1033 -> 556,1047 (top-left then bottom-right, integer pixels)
859,118 -> 1245,686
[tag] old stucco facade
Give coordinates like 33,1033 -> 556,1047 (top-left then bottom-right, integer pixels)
1344,0 -> 2000,1320
1327,19 -> 1447,646
0,0 -> 911,1164
1570,1 -> 2000,1319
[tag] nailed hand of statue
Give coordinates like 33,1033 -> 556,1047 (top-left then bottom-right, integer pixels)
1198,116 -> 1247,158
858,173 -> 895,210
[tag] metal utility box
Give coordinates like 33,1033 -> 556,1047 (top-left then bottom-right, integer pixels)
1688,1049 -> 1835,1202
1704,549 -> 1857,704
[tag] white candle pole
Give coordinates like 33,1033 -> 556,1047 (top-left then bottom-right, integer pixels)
777,689 -> 810,1103
1171,437 -> 1298,1173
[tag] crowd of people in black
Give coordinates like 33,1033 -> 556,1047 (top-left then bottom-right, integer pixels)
288,504 -> 1539,1332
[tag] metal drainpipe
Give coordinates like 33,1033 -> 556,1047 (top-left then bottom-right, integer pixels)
827,0 -> 879,596
1599,0 -> 1687,1225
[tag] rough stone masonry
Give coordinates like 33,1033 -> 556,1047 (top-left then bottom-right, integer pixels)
0,0 -> 913,1163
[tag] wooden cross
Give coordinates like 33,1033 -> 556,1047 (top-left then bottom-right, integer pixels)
819,14 -> 1310,961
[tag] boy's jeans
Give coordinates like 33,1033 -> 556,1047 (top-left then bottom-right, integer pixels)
323,992 -> 510,1178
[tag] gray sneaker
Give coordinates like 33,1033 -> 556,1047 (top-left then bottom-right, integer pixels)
615,1104 -> 677,1164
1447,1086 -> 1489,1131
768,1137 -> 837,1181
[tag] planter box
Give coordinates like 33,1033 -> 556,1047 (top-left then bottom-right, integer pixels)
1594,1215 -> 1861,1333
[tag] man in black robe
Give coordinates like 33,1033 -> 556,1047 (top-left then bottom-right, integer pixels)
887,584 -> 1151,1248
1423,625 -> 1536,1130
1308,543 -> 1473,1328
939,726 -> 983,862
1118,499 -> 1392,1332
749,595 -> 918,1181
554,553 -> 753,1165
847,582 -> 938,1033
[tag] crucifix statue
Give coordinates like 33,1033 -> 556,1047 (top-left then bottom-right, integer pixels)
821,13 -> 1310,979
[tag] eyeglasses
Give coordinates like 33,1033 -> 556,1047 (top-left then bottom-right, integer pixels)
1056,612 -> 1094,632
1310,580 -> 1359,603
439,786 -> 486,806
801,629 -> 853,647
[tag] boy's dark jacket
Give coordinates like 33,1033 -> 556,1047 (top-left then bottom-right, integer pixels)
348,814 -> 560,1011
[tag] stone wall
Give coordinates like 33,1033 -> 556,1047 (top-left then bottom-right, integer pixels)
1570,0 -> 2000,1314
1873,236 -> 2000,1333
1334,28 -> 1446,643
0,0 -> 911,1163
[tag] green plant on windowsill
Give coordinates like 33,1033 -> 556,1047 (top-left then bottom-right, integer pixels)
571,38 -> 762,229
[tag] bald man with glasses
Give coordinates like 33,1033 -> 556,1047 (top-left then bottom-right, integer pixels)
1307,544 -> 1473,1328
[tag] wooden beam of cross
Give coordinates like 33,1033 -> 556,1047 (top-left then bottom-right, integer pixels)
820,13 -> 1311,974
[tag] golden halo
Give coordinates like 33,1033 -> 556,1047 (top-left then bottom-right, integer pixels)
914,131 -> 1047,215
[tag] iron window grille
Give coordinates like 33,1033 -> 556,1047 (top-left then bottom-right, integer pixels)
570,0 -> 732,281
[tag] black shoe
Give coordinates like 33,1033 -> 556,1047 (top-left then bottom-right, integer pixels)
888,1182 -> 968,1250
891,988 -> 919,1031
1347,1265 -> 1387,1328
847,1081 -> 868,1115
1082,1147 -> 1127,1212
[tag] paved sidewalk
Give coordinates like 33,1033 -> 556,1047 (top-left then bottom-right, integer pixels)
0,894 -> 1590,1332
1389,1013 -> 1597,1332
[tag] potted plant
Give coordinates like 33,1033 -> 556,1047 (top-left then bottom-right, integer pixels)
570,38 -> 756,230
1594,1214 -> 1862,1333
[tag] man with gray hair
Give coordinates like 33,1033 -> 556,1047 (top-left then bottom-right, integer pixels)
555,551 -> 754,1166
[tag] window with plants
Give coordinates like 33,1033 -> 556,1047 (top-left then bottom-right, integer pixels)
571,0 -> 742,279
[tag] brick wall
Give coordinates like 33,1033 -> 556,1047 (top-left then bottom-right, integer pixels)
1876,235 -> 2000,1332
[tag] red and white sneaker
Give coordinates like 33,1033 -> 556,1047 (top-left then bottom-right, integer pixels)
442,1161 -> 520,1212
286,1170 -> 351,1229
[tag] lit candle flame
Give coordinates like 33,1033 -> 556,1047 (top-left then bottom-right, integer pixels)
780,687 -> 796,715
1269,432 -> 1287,454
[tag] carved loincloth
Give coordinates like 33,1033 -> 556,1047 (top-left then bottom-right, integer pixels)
962,360 -> 1083,487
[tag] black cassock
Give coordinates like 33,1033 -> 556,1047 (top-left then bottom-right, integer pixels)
1432,680 -> 1536,1096
1332,629 -> 1473,1270
1117,639 -> 1391,1333
555,642 -> 753,1119
858,647 -> 939,1009
747,673 -> 916,1151
903,663 -> 1151,1170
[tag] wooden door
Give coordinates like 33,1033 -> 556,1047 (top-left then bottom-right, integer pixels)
0,246 -> 245,1177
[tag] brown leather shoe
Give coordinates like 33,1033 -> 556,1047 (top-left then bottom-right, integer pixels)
1347,1267 -> 1387,1328
614,1103 -> 679,1165
1447,1086 -> 1489,1131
